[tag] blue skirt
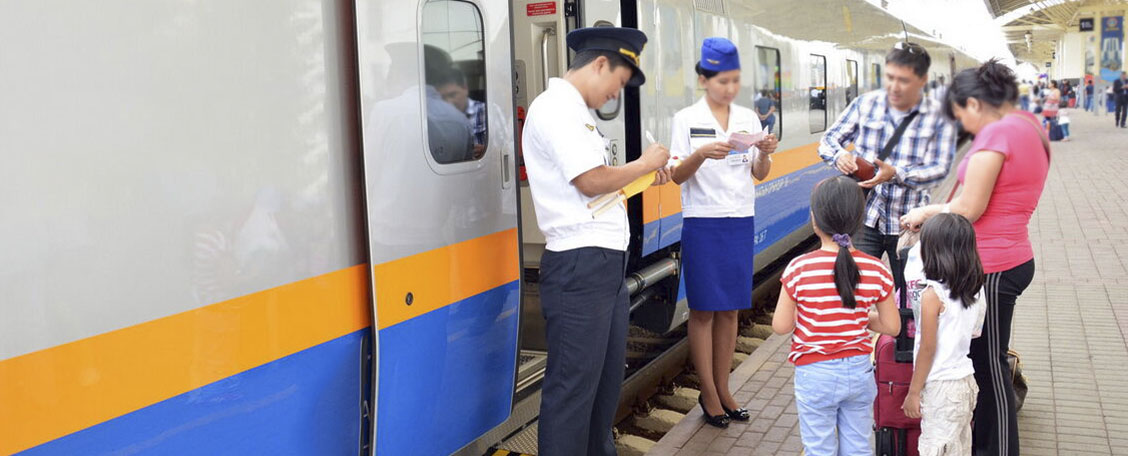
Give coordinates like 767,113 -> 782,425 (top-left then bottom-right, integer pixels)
682,216 -> 755,311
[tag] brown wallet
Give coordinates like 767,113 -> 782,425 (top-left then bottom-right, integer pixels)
852,156 -> 876,181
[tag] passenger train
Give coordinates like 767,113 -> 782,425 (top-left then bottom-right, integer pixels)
0,0 -> 976,454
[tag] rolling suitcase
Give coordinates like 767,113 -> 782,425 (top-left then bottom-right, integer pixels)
873,329 -> 920,456
873,249 -> 921,456
1048,118 -> 1064,141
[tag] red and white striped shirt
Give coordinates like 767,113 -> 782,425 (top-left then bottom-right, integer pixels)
780,249 -> 894,365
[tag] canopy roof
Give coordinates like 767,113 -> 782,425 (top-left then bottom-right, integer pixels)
986,0 -> 1128,65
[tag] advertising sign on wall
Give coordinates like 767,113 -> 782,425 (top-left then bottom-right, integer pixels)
1100,16 -> 1123,81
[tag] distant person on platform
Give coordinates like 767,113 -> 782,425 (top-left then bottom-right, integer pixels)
1018,80 -> 1032,111
1084,79 -> 1095,113
932,75 -> 948,103
1114,72 -> 1127,128
818,41 -> 958,295
755,90 -> 777,134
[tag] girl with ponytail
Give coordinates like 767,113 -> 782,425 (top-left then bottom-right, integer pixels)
902,58 -> 1049,456
773,175 -> 900,455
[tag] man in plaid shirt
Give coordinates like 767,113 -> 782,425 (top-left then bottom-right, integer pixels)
817,42 -> 957,293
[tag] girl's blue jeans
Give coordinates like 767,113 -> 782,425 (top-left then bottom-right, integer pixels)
794,354 -> 876,456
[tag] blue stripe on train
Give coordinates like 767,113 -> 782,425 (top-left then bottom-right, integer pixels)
641,162 -> 835,258
20,329 -> 368,455
376,280 -> 520,455
753,163 -> 837,254
642,212 -> 682,257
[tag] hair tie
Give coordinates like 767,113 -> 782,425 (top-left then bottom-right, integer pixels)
832,233 -> 851,247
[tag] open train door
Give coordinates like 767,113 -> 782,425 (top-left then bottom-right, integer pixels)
578,0 -> 631,169
511,0 -> 632,346
354,0 -> 521,454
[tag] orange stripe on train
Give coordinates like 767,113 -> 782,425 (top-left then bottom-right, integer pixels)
0,265 -> 371,455
374,228 -> 519,330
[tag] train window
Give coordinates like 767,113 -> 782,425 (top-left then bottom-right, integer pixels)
808,54 -> 827,134
754,46 -> 782,139
846,59 -> 859,107
871,63 -> 882,90
421,0 -> 489,164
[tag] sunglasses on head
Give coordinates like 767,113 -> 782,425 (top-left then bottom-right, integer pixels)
893,41 -> 924,54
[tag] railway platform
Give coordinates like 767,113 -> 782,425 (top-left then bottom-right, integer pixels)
647,112 -> 1128,456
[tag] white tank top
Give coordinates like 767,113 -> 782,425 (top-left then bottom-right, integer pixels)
912,280 -> 984,382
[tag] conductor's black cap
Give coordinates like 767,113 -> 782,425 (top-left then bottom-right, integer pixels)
566,27 -> 648,87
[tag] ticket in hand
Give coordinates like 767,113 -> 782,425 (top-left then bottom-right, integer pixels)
727,131 -> 766,151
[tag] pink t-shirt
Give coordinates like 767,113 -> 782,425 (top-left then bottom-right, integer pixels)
957,111 -> 1050,273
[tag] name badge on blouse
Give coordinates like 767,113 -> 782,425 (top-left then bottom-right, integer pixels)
726,151 -> 752,166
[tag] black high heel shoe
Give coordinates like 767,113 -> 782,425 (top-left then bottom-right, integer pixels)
698,394 -> 730,428
721,403 -> 751,422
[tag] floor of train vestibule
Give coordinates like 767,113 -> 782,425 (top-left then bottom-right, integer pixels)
647,111 -> 1128,456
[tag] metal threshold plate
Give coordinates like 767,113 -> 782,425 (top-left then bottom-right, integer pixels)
517,350 -> 547,383
494,422 -> 539,455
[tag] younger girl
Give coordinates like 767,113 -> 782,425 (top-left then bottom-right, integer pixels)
901,213 -> 986,456
1058,108 -> 1071,141
773,176 -> 900,456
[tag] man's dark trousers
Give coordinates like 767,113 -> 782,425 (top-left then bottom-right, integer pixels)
1117,97 -> 1128,127
855,224 -> 907,297
537,247 -> 628,456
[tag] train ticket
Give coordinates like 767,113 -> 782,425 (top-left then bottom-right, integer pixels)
727,131 -> 765,151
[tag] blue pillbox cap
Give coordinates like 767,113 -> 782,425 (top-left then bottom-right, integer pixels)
700,37 -> 740,72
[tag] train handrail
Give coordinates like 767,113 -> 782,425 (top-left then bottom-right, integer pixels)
540,26 -> 555,92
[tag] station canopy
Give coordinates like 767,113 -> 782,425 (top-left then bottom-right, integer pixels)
726,0 -> 978,67
988,0 -> 1128,65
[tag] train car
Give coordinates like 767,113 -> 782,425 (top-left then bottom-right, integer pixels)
0,0 -> 976,455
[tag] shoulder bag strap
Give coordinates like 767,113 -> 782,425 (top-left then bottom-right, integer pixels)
1011,112 -> 1051,160
877,110 -> 921,162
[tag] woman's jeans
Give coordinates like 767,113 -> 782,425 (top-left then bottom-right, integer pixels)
794,354 -> 876,456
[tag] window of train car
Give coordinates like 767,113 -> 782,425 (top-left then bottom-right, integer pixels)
421,0 -> 489,164
754,46 -> 782,140
846,59 -> 859,107
808,54 -> 827,133
871,63 -> 882,90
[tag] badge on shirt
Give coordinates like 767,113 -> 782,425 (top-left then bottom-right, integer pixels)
585,123 -> 595,132
689,127 -> 716,138
726,151 -> 752,166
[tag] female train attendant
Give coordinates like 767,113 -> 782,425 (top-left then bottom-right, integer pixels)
901,60 -> 1049,456
670,37 -> 778,428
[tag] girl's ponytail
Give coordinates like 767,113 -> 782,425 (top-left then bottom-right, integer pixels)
831,233 -> 861,308
810,176 -> 866,308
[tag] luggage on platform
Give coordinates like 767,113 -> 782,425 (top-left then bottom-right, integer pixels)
873,286 -> 921,456
1048,118 -> 1064,141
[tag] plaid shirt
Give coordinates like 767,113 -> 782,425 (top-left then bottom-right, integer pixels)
466,98 -> 487,145
818,89 -> 958,235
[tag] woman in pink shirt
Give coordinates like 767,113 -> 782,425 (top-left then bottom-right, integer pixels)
901,60 -> 1049,456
